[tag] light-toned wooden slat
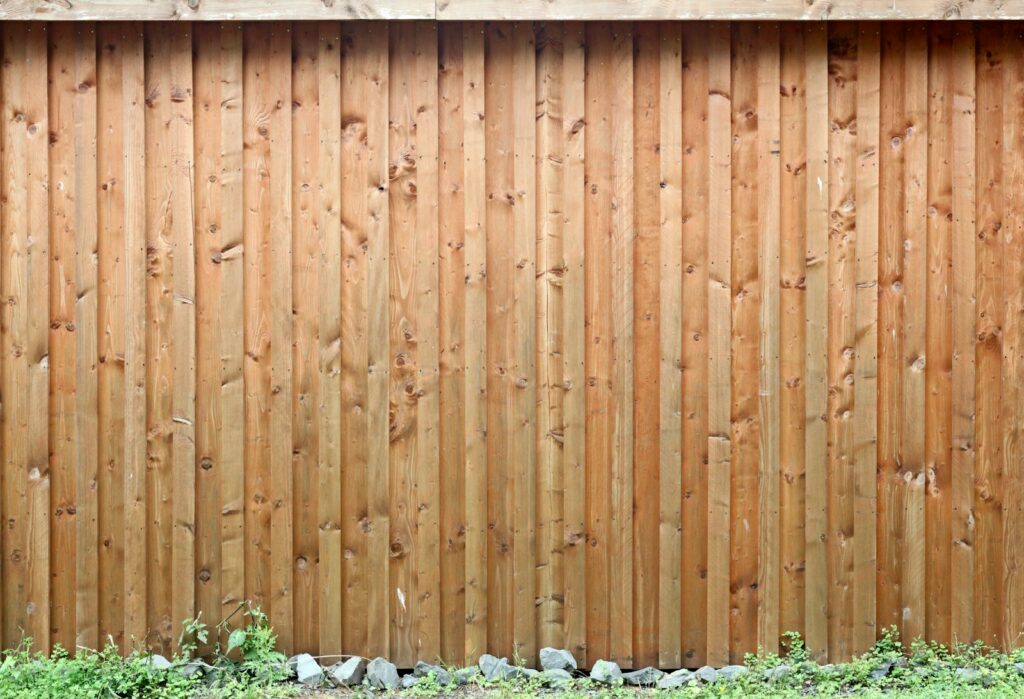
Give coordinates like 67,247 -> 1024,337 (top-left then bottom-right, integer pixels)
535,19 -> 564,660
218,20 -> 245,636
853,21 -> 879,656
705,20 -> 732,669
974,24 -> 1003,649
193,20 -> 224,652
12,0 -> 1024,21
438,21 -> 467,665
803,21 -> 830,662
949,23 -> 976,647
779,21 -> 807,644
680,21 -> 710,669
826,22 -> 856,661
560,20 -> 587,668
121,22 -> 147,649
49,22 -> 95,653
729,21 -> 760,662
363,22 -> 390,661
1001,23 -> 1024,652
756,21 -> 781,658
608,22 -> 633,669
877,22 -> 904,636
484,20 -> 515,660
657,22 -> 683,670
1,0 -> 435,20
461,19 -> 487,664
925,22 -> 954,647
316,19 -> 342,659
291,21 -> 320,654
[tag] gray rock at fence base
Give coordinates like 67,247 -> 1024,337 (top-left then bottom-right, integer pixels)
622,667 -> 665,686
479,654 -> 507,680
413,661 -> 452,686
589,659 -> 622,684
765,664 -> 792,682
177,660 -> 205,679
718,665 -> 749,681
402,675 -> 419,689
869,661 -> 893,682
694,665 -> 718,683
955,667 -> 993,686
820,664 -> 838,675
524,668 -> 540,679
328,657 -> 366,687
1015,662 -> 1024,675
540,647 -> 578,672
366,657 -> 400,690
657,668 -> 694,689
146,655 -> 172,672
453,667 -> 480,685
540,668 -> 574,689
287,654 -> 324,686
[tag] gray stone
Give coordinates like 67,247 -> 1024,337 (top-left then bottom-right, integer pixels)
540,668 -> 574,689
657,668 -> 694,690
622,667 -> 665,686
479,654 -> 507,680
146,655 -> 172,672
177,660 -> 205,679
328,657 -> 366,687
766,664 -> 792,682
694,665 -> 718,683
413,661 -> 452,686
955,668 -> 980,682
718,665 -> 748,681
1015,662 -> 1024,674
453,667 -> 480,685
402,675 -> 419,689
589,659 -> 622,685
869,661 -> 893,682
287,654 -> 323,686
540,647 -> 578,672
366,657 -> 400,690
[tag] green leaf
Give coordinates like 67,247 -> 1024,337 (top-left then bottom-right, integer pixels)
227,629 -> 247,654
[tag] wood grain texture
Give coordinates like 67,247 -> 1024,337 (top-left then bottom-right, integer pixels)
3,19 -> 1024,665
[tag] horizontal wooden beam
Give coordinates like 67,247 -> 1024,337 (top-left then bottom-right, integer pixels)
2,0 -> 1024,20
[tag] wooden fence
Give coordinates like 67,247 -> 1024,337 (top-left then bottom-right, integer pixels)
0,19 -> 1019,668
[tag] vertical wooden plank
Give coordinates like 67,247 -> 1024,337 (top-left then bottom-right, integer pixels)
902,26 -> 929,645
778,22 -> 807,644
363,22 -> 390,661
756,21 -> 781,657
657,21 -> 683,670
950,24 -> 976,647
877,22 -> 904,637
96,21 -> 126,651
338,20 -> 370,656
291,21 -> 320,654
974,24 -> 1003,649
584,21 -> 613,663
535,20 -> 564,660
853,22 -> 880,656
218,21 -> 245,635
318,19 -> 342,658
706,20 -> 732,668
608,22 -> 633,669
826,22 -> 856,661
439,21 -> 467,665
484,20 -> 515,660
122,22 -> 148,648
803,22 -> 830,662
1001,23 -> 1024,651
926,22 -> 954,647
560,20 -> 587,668
462,20 -> 488,664
681,22 -> 710,669
193,20 -> 224,651
414,20 -> 441,664
729,22 -> 760,662
48,21 -> 94,654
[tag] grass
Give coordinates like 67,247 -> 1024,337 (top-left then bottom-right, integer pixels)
2,618 -> 1024,698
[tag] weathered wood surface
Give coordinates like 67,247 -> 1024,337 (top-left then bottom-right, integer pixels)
5,0 -> 1024,20
0,20 -> 1020,667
